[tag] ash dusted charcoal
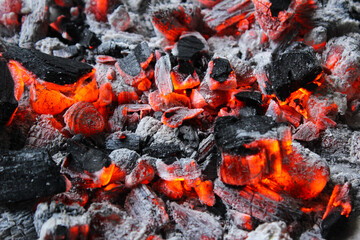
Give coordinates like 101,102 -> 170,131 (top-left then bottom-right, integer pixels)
109,148 -> 140,174
143,143 -> 183,160
162,107 -> 204,128
0,60 -> 18,125
108,5 -> 131,32
269,0 -> 292,17
53,45 -> 81,58
2,46 -> 93,85
247,221 -> 291,240
135,116 -> 163,141
94,41 -> 125,58
214,115 -> 283,154
176,125 -> 200,150
155,54 -> 174,95
234,90 -> 263,107
134,41 -> 153,69
79,28 -> 101,49
105,131 -> 141,152
0,149 -> 67,203
64,135 -> 111,173
125,158 -> 156,188
125,185 -> 169,229
265,42 -> 322,101
156,158 -> 201,181
117,53 -> 141,77
173,32 -> 208,60
104,216 -> 147,240
211,58 -> 233,83
169,202 -> 223,240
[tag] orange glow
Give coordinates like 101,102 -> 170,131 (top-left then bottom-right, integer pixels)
279,88 -> 312,119
149,90 -> 190,111
162,107 -> 204,128
190,89 -> 207,108
72,78 -> 99,103
140,53 -> 154,70
69,224 -> 89,239
125,160 -> 155,188
118,91 -> 139,104
7,60 -> 35,100
135,78 -> 152,91
194,180 -> 215,206
99,163 -> 115,186
89,0 -> 108,22
153,179 -> 184,199
94,82 -> 113,107
323,183 -> 352,219
170,66 -> 200,90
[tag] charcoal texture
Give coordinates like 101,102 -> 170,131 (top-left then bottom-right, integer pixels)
2,46 -> 93,85
177,35 -> 205,59
266,42 -> 322,101
210,58 -> 232,83
0,208 -> 37,240
117,53 -> 141,76
79,29 -> 101,49
234,91 -> 263,107
0,60 -> 18,125
106,132 -> 141,152
95,41 -> 125,58
269,0 -> 292,17
134,41 -> 152,64
0,149 -> 67,203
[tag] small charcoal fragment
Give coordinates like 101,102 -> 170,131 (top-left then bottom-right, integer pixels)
2,46 -> 93,85
109,148 -> 140,174
94,41 -> 125,58
117,53 -> 141,77
265,42 -> 322,101
176,35 -> 205,59
156,158 -> 201,181
0,149 -> 67,203
0,60 -> 18,125
210,58 -> 232,83
155,54 -> 173,95
234,90 -> 263,107
269,0 -> 292,17
134,41 -> 152,66
105,131 -> 141,152
79,28 -> 101,49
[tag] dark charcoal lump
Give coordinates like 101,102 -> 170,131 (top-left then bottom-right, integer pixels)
177,35 -> 205,59
265,42 -> 322,101
0,60 -> 18,125
2,46 -> 93,85
117,53 -> 141,76
178,59 -> 195,75
134,41 -> 152,64
0,149 -> 67,203
79,28 -> 101,49
269,0 -> 292,17
234,91 -> 263,107
105,132 -> 141,152
214,116 -> 281,154
95,41 -> 125,58
143,144 -> 182,163
210,58 -> 232,83
65,135 -> 111,173
321,211 -> 349,239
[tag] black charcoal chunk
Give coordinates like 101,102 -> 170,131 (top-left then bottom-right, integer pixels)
134,41 -> 152,64
2,46 -> 93,85
0,208 -> 37,240
177,35 -> 205,59
105,132 -> 141,152
214,116 -> 281,154
0,149 -> 67,203
178,59 -> 195,75
320,211 -> 349,239
234,91 -> 263,107
269,0 -> 292,17
143,144 -> 182,161
94,41 -> 124,58
117,53 -> 141,76
265,42 -> 322,101
0,60 -> 18,125
79,29 -> 101,49
210,58 -> 232,83
65,135 -> 111,173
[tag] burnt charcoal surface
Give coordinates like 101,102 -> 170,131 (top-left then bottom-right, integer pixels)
269,0 -> 292,17
214,116 -> 281,154
266,42 -> 322,101
94,41 -> 125,58
0,149 -> 66,203
134,42 -> 152,64
0,60 -> 18,125
105,132 -> 141,152
79,29 -> 101,49
2,46 -> 93,85
210,58 -> 232,83
143,143 -> 182,161
177,35 -> 205,59
234,91 -> 263,107
178,59 -> 195,75
117,53 -> 141,76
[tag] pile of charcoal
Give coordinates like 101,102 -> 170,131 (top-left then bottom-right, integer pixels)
1,0 -> 360,239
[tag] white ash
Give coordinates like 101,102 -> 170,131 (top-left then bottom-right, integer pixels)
246,221 -> 292,240
0,208 -> 37,240
108,5 -> 131,32
104,216 -> 147,240
151,124 -> 183,147
224,227 -> 249,240
34,37 -> 67,55
109,148 -> 140,172
135,116 -> 163,140
304,26 -> 328,47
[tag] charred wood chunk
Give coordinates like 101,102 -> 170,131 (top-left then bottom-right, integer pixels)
65,135 -> 111,173
94,41 -> 125,58
214,116 -> 281,154
134,41 -> 152,65
2,46 -> 93,85
0,60 -> 17,125
0,208 -> 38,239
265,42 -> 322,101
105,132 -> 141,152
269,0 -> 291,17
0,149 -> 67,203
79,28 -> 101,49
117,53 -> 141,77
234,91 -> 263,108
210,58 -> 232,83
143,143 -> 183,160
177,35 -> 205,60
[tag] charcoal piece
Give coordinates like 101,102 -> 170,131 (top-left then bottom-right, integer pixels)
155,54 -> 174,95
80,28 -> 101,49
234,91 -> 263,107
247,221 -> 291,240
94,41 -> 125,58
200,150 -> 221,181
109,148 -> 140,173
134,41 -> 152,64
0,208 -> 37,240
214,116 -> 281,154
269,0 -> 291,17
135,116 -> 163,141
105,132 -> 141,152
265,42 -> 322,101
0,149 -> 67,203
178,59 -> 195,75
125,185 -> 169,229
177,35 -> 205,59
104,216 -> 147,240
0,60 -> 18,125
194,133 -> 215,162
143,143 -> 183,159
320,211 -> 349,239
156,158 -> 201,181
2,46 -> 93,85
53,45 -> 81,58
117,53 -> 141,77
176,125 -> 199,149
170,202 -> 223,240
65,135 -> 111,173
210,58 -> 232,83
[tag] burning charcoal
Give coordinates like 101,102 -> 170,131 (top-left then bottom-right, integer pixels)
234,90 -> 263,108
268,0 -> 291,17
265,42 -> 322,101
104,216 -> 147,240
0,208 -> 37,240
34,37 -> 67,55
125,185 -> 169,229
293,121 -> 320,141
204,0 -> 255,33
195,80 -> 229,108
94,41 -> 125,58
304,26 -> 327,51
194,133 -> 215,162
162,107 -> 204,128
134,41 -> 153,69
116,53 -> 148,88
154,54 -> 174,96
135,116 -> 163,141
19,0 -> 49,47
64,101 -> 105,137
105,131 -> 141,152
205,57 -> 237,91
266,99 -> 302,127
214,179 -> 303,222
0,149 -> 68,203
64,135 -> 111,173
125,159 -> 156,188
193,180 -> 216,206
246,221 -> 291,240
170,202 -> 223,240
196,0 -> 222,8
108,5 -> 131,32
79,28 -> 101,49
0,60 -> 17,125
149,90 -> 190,112
0,0 -> 22,34
227,209 -> 254,231
109,148 -> 140,174
152,179 -> 184,200
321,183 -> 352,238
3,46 -> 94,85
172,32 -> 208,60
170,61 -> 201,90
156,158 -> 201,181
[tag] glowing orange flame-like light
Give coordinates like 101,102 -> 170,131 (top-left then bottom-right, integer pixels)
323,183 -> 352,220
